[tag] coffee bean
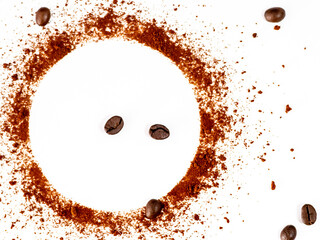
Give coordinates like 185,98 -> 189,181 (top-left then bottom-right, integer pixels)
104,116 -> 124,135
301,204 -> 317,225
35,7 -> 51,26
280,225 -> 297,240
149,124 -> 170,140
264,7 -> 286,23
145,199 -> 163,219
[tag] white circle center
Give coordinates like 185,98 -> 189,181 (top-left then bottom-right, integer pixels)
29,39 -> 200,211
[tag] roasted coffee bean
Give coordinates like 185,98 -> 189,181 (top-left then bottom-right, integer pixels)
301,204 -> 317,225
280,225 -> 297,240
104,116 -> 124,135
149,124 -> 170,140
35,7 -> 51,26
145,199 -> 163,219
264,7 -> 286,23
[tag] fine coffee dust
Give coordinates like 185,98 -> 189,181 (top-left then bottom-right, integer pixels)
0,1 -> 241,239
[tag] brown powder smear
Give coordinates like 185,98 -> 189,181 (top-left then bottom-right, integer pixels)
0,2 -> 235,239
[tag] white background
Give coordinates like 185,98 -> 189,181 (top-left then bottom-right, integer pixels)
1,0 -> 320,239
29,39 -> 200,212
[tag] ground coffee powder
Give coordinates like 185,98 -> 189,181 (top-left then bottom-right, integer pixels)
0,1 -> 234,239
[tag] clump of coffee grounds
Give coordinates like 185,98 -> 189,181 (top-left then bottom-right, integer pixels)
285,104 -> 292,113
0,1 -> 237,239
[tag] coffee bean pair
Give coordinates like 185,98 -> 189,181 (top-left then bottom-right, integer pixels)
104,116 -> 170,140
280,204 -> 317,240
36,6 -> 285,27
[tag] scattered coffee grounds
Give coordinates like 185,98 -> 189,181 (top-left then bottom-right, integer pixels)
35,7 -> 51,26
301,204 -> 317,225
271,181 -> 276,190
0,2 -> 234,239
104,116 -> 124,135
149,124 -> 170,140
280,225 -> 297,240
252,33 -> 257,38
274,25 -> 281,30
145,199 -> 164,219
285,104 -> 292,113
264,7 -> 286,23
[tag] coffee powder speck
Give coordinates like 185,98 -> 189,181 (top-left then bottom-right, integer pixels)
274,25 -> 281,30
285,104 -> 292,113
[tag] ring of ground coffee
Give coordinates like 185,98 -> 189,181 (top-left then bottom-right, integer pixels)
1,3 -> 232,238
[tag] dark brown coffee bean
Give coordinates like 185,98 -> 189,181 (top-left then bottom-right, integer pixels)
35,7 -> 51,26
301,204 -> 317,225
264,7 -> 286,23
280,225 -> 297,240
104,116 -> 124,135
149,124 -> 170,140
145,199 -> 163,219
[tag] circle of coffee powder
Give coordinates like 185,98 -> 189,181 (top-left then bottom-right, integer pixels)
0,1 -> 234,239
